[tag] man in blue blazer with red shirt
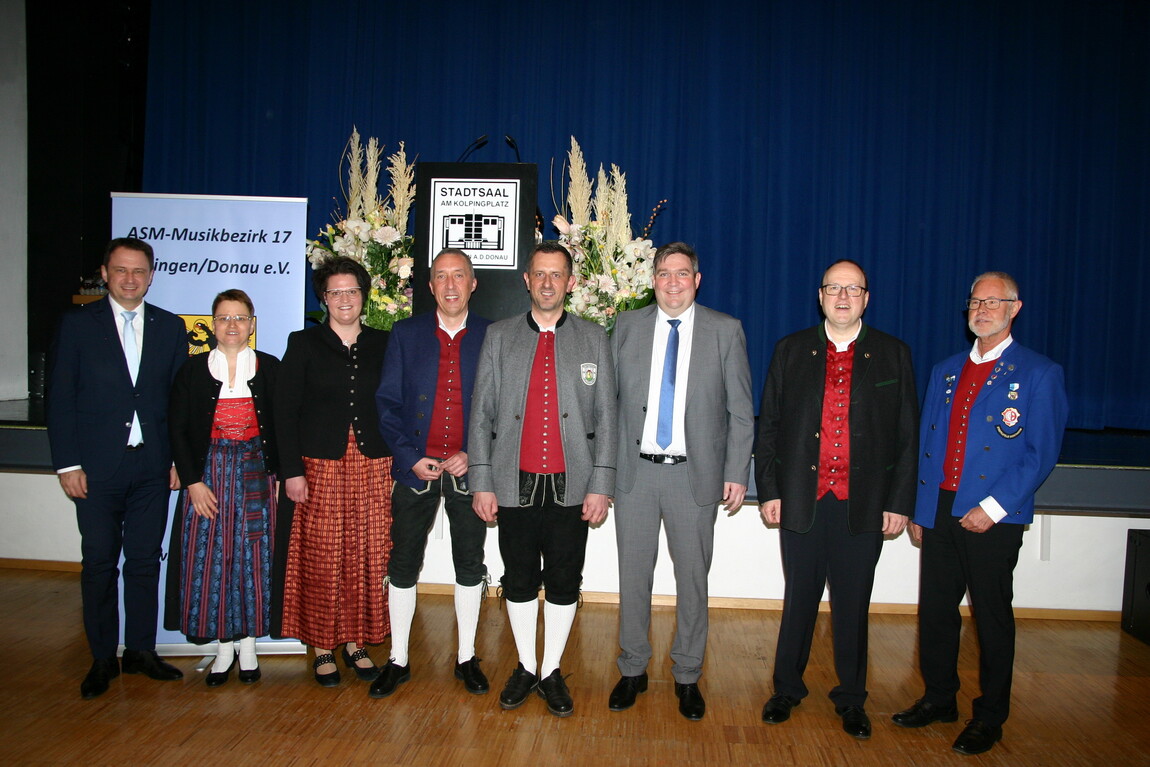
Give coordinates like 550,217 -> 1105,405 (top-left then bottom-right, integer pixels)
47,237 -> 188,699
892,271 -> 1068,756
372,248 -> 492,699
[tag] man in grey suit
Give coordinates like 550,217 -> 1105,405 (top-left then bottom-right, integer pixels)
469,242 -> 617,718
608,242 -> 754,720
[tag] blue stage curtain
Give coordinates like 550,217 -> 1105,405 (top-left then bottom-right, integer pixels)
143,0 -> 1149,431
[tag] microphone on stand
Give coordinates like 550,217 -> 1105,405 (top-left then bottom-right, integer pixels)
505,135 -> 523,163
456,134 -> 489,162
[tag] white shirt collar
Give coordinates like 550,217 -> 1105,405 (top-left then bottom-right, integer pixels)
437,310 -> 469,339
823,319 -> 861,353
656,302 -> 696,328
108,296 -> 142,318
970,334 -> 1013,364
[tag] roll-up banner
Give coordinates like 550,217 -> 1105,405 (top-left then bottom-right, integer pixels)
111,192 -> 307,652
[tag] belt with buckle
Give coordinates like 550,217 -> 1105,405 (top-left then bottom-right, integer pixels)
639,453 -> 686,465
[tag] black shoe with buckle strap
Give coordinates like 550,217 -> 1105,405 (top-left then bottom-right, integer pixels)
342,645 -> 380,682
312,653 -> 341,687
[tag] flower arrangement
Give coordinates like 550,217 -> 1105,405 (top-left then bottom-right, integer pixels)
307,129 -> 416,330
551,137 -> 665,333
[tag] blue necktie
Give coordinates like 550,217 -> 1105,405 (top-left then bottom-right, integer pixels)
656,319 -> 681,449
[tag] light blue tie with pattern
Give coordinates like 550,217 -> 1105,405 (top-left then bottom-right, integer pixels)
656,319 -> 681,449
121,311 -> 139,383
122,310 -> 143,445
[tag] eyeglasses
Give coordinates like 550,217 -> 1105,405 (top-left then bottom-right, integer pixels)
821,284 -> 867,297
212,315 -> 253,324
324,288 -> 363,298
965,298 -> 1016,310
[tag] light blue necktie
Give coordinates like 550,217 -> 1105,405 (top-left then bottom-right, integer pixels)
656,319 -> 681,449
122,310 -> 143,445
121,311 -> 139,384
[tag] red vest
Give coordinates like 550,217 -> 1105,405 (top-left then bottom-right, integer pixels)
425,327 -> 467,459
519,330 -> 566,473
941,357 -> 995,491
817,341 -> 854,500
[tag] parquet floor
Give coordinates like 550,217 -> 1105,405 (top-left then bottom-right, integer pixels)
1,568 -> 1148,766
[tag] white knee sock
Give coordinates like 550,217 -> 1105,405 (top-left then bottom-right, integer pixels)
455,582 -> 484,664
238,636 -> 257,670
389,583 -> 417,666
505,598 -> 539,675
539,601 -> 577,678
212,640 -> 235,673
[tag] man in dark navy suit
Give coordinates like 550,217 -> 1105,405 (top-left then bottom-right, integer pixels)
47,237 -> 188,699
372,248 -> 492,698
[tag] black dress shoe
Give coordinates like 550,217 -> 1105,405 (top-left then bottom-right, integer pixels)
674,682 -> 705,721
313,653 -> 341,687
892,698 -> 959,728
341,646 -> 380,682
952,720 -> 1002,755
498,663 -> 538,710
368,661 -> 410,698
836,705 -> 872,739
454,657 -> 490,694
205,655 -> 235,687
237,666 -> 261,684
608,673 -> 648,711
761,694 -> 801,724
536,669 -> 574,717
121,649 -> 183,681
80,658 -> 119,700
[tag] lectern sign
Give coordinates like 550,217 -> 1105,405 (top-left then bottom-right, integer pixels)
427,178 -> 523,269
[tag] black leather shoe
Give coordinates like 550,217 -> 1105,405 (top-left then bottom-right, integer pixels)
313,653 -> 341,687
121,649 -> 183,681
952,720 -> 1002,755
892,698 -> 959,728
368,661 -> 411,698
205,655 -> 235,687
498,663 -> 538,710
341,645 -> 380,682
674,682 -> 705,721
237,666 -> 261,684
454,657 -> 490,694
536,669 -> 574,717
608,673 -> 648,711
836,705 -> 872,739
761,694 -> 801,724
80,657 -> 119,699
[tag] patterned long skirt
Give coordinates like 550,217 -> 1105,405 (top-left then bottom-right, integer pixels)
178,436 -> 276,641
280,432 -> 393,648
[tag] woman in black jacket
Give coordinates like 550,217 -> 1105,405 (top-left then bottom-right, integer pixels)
168,288 -> 279,686
274,257 -> 393,687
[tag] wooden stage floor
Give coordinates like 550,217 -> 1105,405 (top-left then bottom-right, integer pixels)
2,568 -> 1148,766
